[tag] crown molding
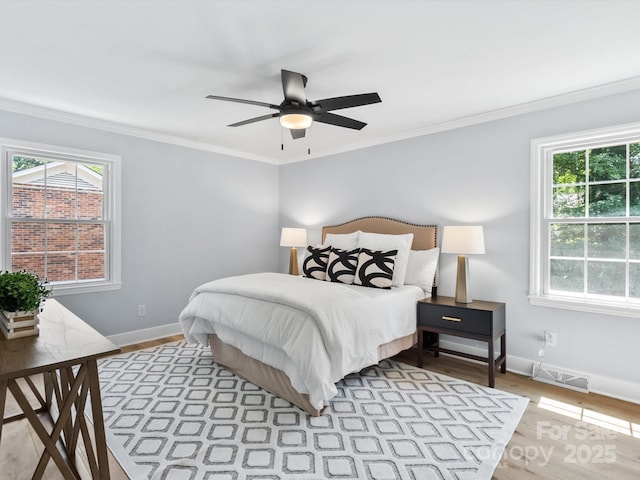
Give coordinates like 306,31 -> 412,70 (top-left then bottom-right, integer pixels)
279,75 -> 640,164
2,75 -> 640,166
0,97 -> 279,165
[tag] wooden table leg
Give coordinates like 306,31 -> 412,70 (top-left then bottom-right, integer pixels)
8,378 -> 78,479
87,359 -> 111,479
35,366 -> 88,479
44,371 -> 53,409
60,368 -> 75,455
0,378 -> 7,444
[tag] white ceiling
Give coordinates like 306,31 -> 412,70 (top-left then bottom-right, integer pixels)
2,0 -> 640,164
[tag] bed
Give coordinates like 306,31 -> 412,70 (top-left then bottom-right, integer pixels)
179,217 -> 438,416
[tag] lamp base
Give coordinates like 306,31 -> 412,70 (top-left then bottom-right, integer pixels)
288,247 -> 299,276
454,255 -> 472,303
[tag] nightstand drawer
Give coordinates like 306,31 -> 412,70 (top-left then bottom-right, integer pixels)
418,302 -> 493,335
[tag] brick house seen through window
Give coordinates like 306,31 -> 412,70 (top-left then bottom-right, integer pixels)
11,160 -> 105,283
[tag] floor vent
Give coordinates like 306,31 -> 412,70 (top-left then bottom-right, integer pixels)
532,364 -> 589,393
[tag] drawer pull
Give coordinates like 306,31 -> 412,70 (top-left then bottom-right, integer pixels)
442,315 -> 462,322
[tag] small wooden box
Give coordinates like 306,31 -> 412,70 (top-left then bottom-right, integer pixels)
0,310 -> 40,339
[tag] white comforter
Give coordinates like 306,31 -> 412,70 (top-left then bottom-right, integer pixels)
179,272 -> 424,409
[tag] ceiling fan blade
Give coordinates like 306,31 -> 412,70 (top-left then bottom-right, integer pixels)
290,128 -> 306,139
311,93 -> 381,112
281,70 -> 307,105
228,113 -> 279,127
205,95 -> 280,110
314,112 -> 367,130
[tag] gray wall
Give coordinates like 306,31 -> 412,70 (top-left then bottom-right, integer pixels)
279,89 -> 640,390
0,110 -> 280,336
3,87 -> 639,397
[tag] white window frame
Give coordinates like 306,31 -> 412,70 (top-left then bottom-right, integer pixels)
0,138 -> 121,295
530,122 -> 640,317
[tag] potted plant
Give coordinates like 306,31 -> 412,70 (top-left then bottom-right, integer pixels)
0,270 -> 51,339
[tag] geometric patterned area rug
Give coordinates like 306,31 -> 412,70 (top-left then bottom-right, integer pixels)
96,341 -> 528,480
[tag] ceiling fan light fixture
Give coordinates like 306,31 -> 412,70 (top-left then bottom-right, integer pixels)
279,113 -> 313,130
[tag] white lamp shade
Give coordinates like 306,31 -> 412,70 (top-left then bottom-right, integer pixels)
280,227 -> 308,247
441,226 -> 485,254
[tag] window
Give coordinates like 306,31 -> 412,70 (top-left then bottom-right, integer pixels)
530,123 -> 640,317
1,139 -> 121,295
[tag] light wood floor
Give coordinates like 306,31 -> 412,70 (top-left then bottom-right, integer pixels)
395,348 -> 640,480
1,335 -> 638,479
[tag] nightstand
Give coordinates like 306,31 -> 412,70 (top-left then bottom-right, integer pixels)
417,296 -> 506,388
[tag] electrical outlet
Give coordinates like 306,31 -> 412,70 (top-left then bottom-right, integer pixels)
545,330 -> 557,347
138,304 -> 146,317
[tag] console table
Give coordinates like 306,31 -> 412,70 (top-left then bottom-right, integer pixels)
0,299 -> 119,479
417,296 -> 506,388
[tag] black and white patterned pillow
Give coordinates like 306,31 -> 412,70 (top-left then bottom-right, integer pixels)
303,245 -> 331,280
326,248 -> 360,284
354,248 -> 398,289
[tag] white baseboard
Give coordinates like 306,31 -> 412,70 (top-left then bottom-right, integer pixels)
437,338 -> 640,405
107,322 -> 182,347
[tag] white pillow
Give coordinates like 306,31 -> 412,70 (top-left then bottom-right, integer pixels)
323,231 -> 361,250
357,232 -> 413,287
404,248 -> 440,294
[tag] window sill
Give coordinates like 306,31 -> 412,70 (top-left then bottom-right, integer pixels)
48,281 -> 123,297
529,294 -> 640,318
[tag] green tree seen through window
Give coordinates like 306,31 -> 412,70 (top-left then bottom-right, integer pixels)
12,155 -> 102,175
12,155 -> 46,172
551,143 -> 640,297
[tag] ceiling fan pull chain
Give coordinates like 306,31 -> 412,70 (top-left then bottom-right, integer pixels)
281,126 -> 284,151
307,128 -> 311,155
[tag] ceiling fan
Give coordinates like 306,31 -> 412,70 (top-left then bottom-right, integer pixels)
205,69 -> 381,139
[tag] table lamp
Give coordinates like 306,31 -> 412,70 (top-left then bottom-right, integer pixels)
441,225 -> 485,303
280,227 -> 308,275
